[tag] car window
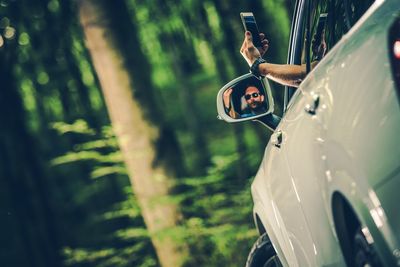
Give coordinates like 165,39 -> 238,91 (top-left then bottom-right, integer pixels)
300,0 -> 346,65
285,0 -> 375,112
300,0 -> 375,66
345,0 -> 375,27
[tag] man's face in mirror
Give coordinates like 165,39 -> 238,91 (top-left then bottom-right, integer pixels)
244,86 -> 265,110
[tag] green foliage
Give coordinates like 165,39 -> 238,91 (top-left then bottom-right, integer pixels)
51,120 -> 127,179
52,120 -> 96,135
178,155 -> 258,266
51,120 -> 159,267
1,0 -> 291,265
62,244 -> 158,267
51,120 -> 258,267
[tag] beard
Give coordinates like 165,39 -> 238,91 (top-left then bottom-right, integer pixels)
250,101 -> 262,109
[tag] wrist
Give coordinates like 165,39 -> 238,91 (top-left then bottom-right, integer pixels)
249,56 -> 259,66
250,57 -> 267,77
224,100 -> 231,109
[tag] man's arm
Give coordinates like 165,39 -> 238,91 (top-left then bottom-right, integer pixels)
260,60 -> 322,87
223,88 -> 239,118
259,63 -> 306,87
240,31 -> 309,88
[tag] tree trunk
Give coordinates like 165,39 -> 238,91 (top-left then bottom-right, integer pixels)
78,1 -> 186,266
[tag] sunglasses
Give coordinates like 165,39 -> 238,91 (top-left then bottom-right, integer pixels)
245,92 -> 260,100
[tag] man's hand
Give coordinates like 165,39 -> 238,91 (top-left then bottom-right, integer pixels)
223,88 -> 233,109
240,31 -> 269,66
258,33 -> 269,56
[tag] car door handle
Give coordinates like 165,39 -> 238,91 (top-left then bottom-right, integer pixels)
271,130 -> 283,148
305,93 -> 320,115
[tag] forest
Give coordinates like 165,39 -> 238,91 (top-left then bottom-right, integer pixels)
0,0 -> 292,266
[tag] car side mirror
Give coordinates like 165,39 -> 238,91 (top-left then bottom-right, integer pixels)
216,73 -> 274,123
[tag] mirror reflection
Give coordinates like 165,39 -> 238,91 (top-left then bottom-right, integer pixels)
222,76 -> 269,119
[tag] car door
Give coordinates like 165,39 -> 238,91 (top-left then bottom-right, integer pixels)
278,0 -> 375,265
259,1 -> 322,265
255,134 -> 311,266
281,64 -> 346,266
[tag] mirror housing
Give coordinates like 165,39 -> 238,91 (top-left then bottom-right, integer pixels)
216,73 -> 274,123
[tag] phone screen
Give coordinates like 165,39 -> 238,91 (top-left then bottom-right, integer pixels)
241,13 -> 262,48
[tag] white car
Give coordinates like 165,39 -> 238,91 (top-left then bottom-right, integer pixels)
216,0 -> 400,266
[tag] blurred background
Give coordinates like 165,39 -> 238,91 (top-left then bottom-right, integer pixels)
0,0 -> 292,266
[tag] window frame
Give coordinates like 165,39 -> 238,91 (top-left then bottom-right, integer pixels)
284,0 -> 307,113
283,0 -> 375,113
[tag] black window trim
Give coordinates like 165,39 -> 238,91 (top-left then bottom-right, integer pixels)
284,0 -> 306,114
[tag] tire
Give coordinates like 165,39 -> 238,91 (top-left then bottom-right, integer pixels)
353,227 -> 382,267
246,233 -> 282,267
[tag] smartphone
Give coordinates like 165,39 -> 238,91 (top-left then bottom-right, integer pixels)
240,12 -> 262,48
